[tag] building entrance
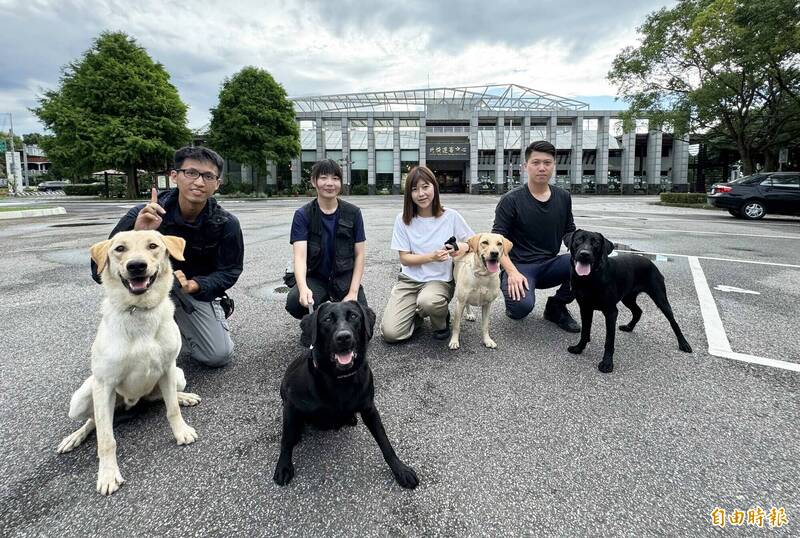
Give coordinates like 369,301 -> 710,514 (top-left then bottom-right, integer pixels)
428,161 -> 467,193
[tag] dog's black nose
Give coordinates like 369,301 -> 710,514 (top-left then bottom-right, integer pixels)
334,330 -> 353,347
126,260 -> 148,275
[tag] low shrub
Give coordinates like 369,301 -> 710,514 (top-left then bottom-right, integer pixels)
659,192 -> 707,204
350,184 -> 369,195
64,182 -> 105,196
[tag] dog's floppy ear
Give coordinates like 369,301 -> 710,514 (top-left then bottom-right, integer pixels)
162,235 -> 186,262
467,234 -> 481,254
300,304 -> 321,349
90,239 -> 113,275
563,230 -> 579,252
603,234 -> 615,256
502,236 -> 513,255
354,301 -> 376,342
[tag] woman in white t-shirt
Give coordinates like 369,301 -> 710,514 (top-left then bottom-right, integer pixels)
381,166 -> 474,343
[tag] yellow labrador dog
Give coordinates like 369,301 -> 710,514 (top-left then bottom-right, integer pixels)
449,233 -> 512,350
58,230 -> 201,496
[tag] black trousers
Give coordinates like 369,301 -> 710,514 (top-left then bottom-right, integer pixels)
285,275 -> 368,320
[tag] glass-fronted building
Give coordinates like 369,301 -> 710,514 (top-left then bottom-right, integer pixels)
288,84 -> 690,195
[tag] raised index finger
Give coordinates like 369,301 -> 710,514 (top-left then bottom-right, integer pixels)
150,186 -> 158,204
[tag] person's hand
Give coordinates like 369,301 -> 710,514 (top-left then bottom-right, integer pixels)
174,270 -> 200,294
299,287 -> 314,309
428,249 -> 450,263
342,292 -> 358,302
506,270 -> 529,301
134,187 -> 165,230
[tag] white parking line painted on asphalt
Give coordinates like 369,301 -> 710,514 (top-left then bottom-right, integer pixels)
615,249 -> 800,269
687,256 -> 800,373
587,223 -> 800,240
577,213 -> 800,228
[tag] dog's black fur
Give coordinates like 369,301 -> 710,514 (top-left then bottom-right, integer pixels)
564,229 -> 692,373
273,300 -> 418,489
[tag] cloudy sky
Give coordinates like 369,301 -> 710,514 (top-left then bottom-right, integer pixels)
0,0 -> 674,135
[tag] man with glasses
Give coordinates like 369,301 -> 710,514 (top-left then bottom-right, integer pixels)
92,146 -> 244,367
491,140 -> 580,333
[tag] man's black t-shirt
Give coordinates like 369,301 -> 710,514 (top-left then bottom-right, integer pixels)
491,184 -> 576,264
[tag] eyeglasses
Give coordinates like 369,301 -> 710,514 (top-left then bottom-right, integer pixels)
176,168 -> 219,182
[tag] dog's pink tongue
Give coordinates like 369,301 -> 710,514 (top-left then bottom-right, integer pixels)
129,278 -> 149,291
575,261 -> 591,276
486,260 -> 500,273
335,351 -> 353,365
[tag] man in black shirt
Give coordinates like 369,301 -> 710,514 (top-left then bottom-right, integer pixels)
491,140 -> 579,332
93,146 -> 244,366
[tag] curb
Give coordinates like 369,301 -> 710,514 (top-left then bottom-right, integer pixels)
0,207 -> 67,220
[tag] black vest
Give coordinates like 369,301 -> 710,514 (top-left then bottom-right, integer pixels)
158,189 -> 230,278
305,199 -> 358,299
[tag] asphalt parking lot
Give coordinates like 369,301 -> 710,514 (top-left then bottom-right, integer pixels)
1,194 -> 798,536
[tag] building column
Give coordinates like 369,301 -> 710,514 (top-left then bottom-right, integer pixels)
266,160 -> 277,195
367,116 -> 376,195
470,111 -> 479,194
418,115 -> 426,169
520,115 -> 530,184
495,114 -> 505,194
291,119 -> 301,186
341,117 -> 350,194
570,113 -> 584,193
595,115 -> 610,194
646,128 -> 663,195
315,115 -> 325,161
672,135 -> 690,193
547,112 -> 558,148
621,130 -> 636,194
393,116 -> 401,194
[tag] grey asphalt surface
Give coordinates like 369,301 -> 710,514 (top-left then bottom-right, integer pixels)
1,194 -> 798,536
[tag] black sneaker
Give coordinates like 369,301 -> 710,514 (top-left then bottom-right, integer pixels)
543,298 -> 581,333
433,311 -> 451,340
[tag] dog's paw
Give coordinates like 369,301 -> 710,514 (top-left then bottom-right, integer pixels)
448,339 -> 460,350
679,340 -> 693,353
58,431 -> 87,454
464,312 -> 476,322
177,392 -> 201,406
173,423 -> 198,445
273,462 -> 295,486
618,324 -> 633,332
598,360 -> 614,373
567,344 -> 584,355
96,467 -> 125,496
483,337 -> 497,349
391,462 -> 419,489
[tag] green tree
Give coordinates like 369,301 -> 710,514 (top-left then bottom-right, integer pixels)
609,0 -> 800,175
33,31 -> 191,197
22,133 -> 44,146
207,66 -> 300,193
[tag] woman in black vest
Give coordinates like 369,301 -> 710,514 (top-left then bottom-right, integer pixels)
286,159 -> 367,320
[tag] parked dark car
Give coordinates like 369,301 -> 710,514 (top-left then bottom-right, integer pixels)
707,172 -> 800,219
37,180 -> 70,192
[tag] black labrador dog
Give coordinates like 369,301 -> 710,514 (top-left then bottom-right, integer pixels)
273,300 -> 418,489
564,230 -> 692,373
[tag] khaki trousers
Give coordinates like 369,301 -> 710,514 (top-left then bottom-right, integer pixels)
381,273 -> 453,343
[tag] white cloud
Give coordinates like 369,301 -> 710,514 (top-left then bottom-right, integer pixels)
0,0 -> 671,134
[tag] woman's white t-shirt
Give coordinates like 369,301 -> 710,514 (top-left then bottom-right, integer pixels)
390,208 -> 475,282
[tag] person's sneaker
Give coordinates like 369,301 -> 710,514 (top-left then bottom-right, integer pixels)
433,311 -> 451,340
543,298 -> 581,333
